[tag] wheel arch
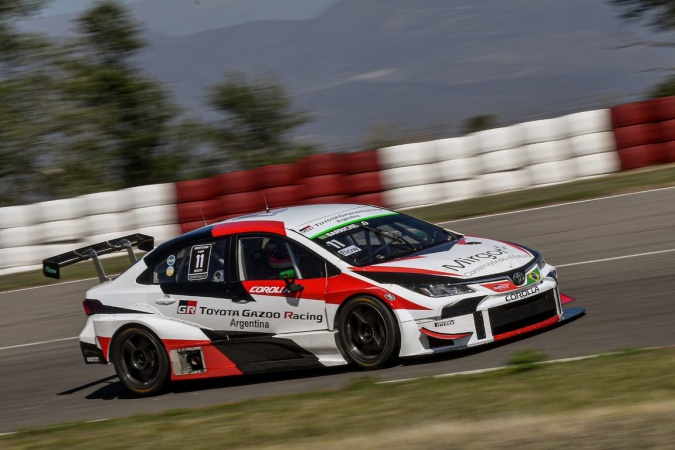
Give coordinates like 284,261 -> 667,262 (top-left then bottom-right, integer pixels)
333,291 -> 385,328
108,322 -> 161,361
332,290 -> 416,330
334,292 -> 404,367
92,315 -> 209,361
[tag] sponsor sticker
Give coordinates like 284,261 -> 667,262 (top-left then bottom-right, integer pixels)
166,266 -> 175,277
299,225 -> 313,234
187,244 -> 211,281
250,286 -> 285,294
485,281 -> 512,292
384,293 -> 396,301
505,286 -> 540,302
527,268 -> 541,284
167,255 -> 175,266
338,245 -> 362,256
443,248 -> 531,277
177,300 -> 197,314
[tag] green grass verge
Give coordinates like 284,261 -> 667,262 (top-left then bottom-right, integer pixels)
3,163 -> 675,293
2,348 -> 674,449
408,163 -> 675,223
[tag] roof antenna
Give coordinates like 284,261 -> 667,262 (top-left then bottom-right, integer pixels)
199,206 -> 208,226
263,193 -> 270,213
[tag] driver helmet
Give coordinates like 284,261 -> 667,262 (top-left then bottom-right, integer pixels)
265,240 -> 293,269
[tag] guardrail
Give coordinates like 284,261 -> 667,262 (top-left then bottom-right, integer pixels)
1,96 -> 674,276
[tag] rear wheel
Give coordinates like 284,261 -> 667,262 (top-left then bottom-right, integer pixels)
112,327 -> 169,396
338,296 -> 400,368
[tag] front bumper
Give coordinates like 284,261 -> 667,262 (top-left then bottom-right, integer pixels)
413,280 -> 584,353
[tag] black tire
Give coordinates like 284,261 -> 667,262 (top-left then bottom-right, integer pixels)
112,327 -> 170,396
338,296 -> 401,368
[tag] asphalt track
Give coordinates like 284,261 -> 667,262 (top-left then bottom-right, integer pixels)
1,187 -> 674,433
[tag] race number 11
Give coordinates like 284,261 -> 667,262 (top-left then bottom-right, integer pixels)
188,244 -> 212,281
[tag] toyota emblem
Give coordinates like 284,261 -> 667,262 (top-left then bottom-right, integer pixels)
511,272 -> 525,285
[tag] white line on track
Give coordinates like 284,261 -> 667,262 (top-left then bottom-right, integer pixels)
0,336 -> 77,352
444,185 -> 675,223
0,278 -> 97,297
556,248 -> 675,267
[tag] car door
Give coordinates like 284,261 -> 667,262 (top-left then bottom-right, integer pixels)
230,234 -> 328,334
148,236 -> 251,330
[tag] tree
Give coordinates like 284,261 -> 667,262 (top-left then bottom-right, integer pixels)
648,75 -> 675,97
608,1 -> 675,99
207,72 -> 313,169
461,114 -> 498,134
0,0 -> 70,205
609,0 -> 675,34
67,0 -> 185,188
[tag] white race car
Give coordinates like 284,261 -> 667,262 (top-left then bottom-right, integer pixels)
44,204 -> 584,395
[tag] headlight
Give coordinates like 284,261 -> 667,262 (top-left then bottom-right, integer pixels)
536,255 -> 546,270
400,283 -> 475,298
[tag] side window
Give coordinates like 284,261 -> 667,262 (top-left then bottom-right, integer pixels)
153,239 -> 228,284
238,235 -> 326,281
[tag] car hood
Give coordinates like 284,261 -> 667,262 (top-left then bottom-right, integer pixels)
351,236 -> 535,280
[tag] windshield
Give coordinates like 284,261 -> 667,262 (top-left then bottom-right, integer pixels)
311,213 -> 456,266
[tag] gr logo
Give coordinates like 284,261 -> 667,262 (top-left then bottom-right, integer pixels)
177,300 -> 197,314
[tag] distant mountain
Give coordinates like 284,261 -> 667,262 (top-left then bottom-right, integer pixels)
138,0 -> 667,148
19,0 -> 670,149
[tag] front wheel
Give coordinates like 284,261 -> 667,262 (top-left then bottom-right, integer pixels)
338,296 -> 401,369
112,327 -> 170,396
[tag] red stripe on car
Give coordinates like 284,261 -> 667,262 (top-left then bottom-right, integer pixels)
163,339 -> 243,380
493,315 -> 560,341
212,220 -> 286,237
560,293 -> 575,304
481,280 -> 518,292
420,329 -> 472,340
97,336 -> 111,359
326,273 -> 431,310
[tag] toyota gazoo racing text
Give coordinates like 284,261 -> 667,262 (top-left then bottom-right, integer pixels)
42,203 -> 585,395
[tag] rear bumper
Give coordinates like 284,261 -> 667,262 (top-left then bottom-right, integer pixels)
80,341 -> 108,364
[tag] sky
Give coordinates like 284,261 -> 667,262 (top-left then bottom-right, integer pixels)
28,0 -> 339,36
39,0 -> 134,16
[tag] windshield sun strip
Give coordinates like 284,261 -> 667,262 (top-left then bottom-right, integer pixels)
307,212 -> 399,240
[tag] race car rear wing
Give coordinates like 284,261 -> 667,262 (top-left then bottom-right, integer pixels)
42,233 -> 154,283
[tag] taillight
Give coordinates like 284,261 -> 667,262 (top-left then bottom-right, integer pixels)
83,299 -> 104,316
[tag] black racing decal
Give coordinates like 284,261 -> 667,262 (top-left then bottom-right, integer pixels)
200,328 -> 274,341
354,255 -> 539,285
211,337 -> 323,374
143,227 -> 216,266
160,282 -> 255,302
85,300 -> 152,316
355,271 -> 464,284
441,296 -> 486,318
489,289 -> 557,336
80,341 -> 108,364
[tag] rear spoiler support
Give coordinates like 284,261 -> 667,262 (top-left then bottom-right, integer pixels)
43,233 -> 154,283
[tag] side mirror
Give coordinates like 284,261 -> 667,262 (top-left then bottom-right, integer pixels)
279,269 -> 304,293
